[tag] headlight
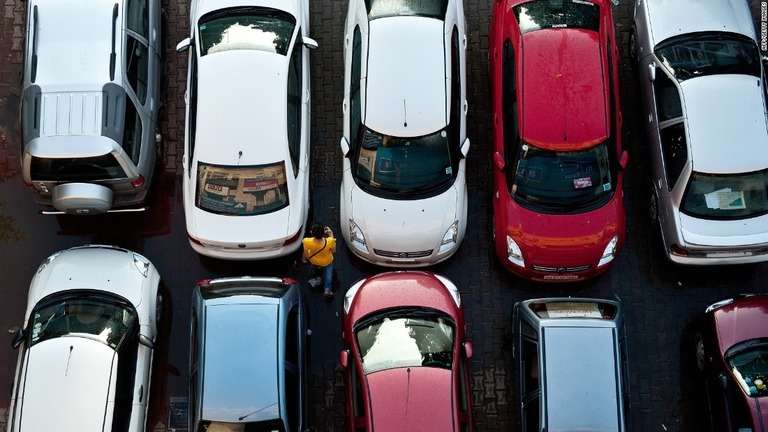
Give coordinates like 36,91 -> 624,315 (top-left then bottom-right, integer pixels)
438,221 -> 459,254
597,235 -> 619,268
344,279 -> 366,314
506,236 -> 525,267
349,220 -> 368,253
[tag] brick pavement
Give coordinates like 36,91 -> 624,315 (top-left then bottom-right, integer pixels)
2,0 -> 768,431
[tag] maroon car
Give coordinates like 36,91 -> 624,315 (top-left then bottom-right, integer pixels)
695,294 -> 768,432
339,271 -> 475,432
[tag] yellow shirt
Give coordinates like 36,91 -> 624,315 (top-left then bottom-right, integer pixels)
303,237 -> 336,267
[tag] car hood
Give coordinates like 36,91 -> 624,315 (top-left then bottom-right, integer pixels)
187,203 -> 298,245
502,193 -> 623,266
349,185 -> 458,253
20,337 -> 116,432
367,367 -> 454,432
679,212 -> 768,248
712,296 -> 768,356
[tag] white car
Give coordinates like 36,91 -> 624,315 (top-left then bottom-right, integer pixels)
340,0 -> 469,267
631,0 -> 768,264
7,245 -> 162,432
177,0 -> 317,260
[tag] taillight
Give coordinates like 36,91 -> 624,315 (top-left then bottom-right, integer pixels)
24,182 -> 35,190
131,175 -> 145,188
670,244 -> 688,256
282,277 -> 298,285
188,235 -> 203,246
283,227 -> 302,246
196,279 -> 211,287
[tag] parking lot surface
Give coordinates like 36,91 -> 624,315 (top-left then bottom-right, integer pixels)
1,0 -> 767,431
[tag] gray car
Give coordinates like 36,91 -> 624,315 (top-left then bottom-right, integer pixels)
21,0 -> 164,215
630,0 -> 768,264
189,277 -> 308,432
512,297 -> 630,432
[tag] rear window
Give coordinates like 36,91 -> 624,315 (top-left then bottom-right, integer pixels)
681,169 -> 768,219
195,161 -> 289,216
30,155 -> 127,181
513,0 -> 599,34
198,7 -> 296,56
365,0 -> 448,19
529,300 -> 618,319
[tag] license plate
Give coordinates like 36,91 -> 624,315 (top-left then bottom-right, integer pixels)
543,275 -> 579,280
707,251 -> 752,258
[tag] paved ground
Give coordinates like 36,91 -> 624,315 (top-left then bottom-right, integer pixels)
1,0 -> 768,431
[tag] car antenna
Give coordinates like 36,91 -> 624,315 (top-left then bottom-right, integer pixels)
238,151 -> 242,164
403,99 -> 408,127
238,402 -> 277,421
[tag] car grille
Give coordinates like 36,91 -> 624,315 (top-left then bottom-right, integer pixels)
532,264 -> 592,273
374,249 -> 433,259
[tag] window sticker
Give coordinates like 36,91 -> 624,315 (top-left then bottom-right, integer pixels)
704,188 -> 746,210
573,177 -> 593,189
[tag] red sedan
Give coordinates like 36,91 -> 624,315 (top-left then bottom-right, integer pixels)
339,271 -> 475,431
489,0 -> 628,282
695,294 -> 768,432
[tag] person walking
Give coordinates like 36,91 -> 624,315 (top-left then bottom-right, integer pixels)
302,222 -> 337,297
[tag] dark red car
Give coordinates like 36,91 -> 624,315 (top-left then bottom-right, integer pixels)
339,271 -> 475,432
695,294 -> 768,432
489,0 -> 628,282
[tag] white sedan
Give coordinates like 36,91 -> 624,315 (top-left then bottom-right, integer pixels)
7,245 -> 162,432
177,0 -> 317,260
340,0 -> 469,267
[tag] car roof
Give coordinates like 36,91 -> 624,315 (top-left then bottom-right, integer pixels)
644,0 -> 755,47
521,28 -> 607,150
680,74 -> 768,174
364,16 -> 447,137
194,0 -> 299,20
29,0 -> 118,90
195,50 -> 290,165
201,298 -> 282,423
542,326 -> 621,431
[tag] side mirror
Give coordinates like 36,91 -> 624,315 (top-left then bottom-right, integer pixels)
10,327 -> 24,350
460,137 -> 471,158
302,36 -> 319,50
339,350 -> 349,368
340,137 -> 351,157
176,37 -> 192,53
719,373 -> 728,390
494,151 -> 505,171
647,64 -> 656,82
463,342 -> 474,359
138,334 -> 155,349
619,151 -> 629,170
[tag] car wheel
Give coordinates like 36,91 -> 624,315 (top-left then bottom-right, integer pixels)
156,292 -> 164,324
695,332 -> 705,372
629,27 -> 639,69
649,191 -> 659,225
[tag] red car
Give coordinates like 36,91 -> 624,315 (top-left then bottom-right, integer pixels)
695,294 -> 768,432
339,271 -> 475,432
489,0 -> 628,282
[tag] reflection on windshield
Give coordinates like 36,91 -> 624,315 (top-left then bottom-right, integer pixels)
30,297 -> 136,349
198,419 -> 285,432
364,0 -> 448,19
727,339 -> 768,398
199,8 -> 296,56
511,141 -> 613,209
353,128 -> 457,193
656,32 -> 760,81
513,0 -> 599,34
196,162 -> 289,216
681,169 -> 768,219
356,313 -> 455,374
30,154 -> 127,181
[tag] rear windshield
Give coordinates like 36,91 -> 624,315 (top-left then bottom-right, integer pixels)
681,169 -> 768,219
365,0 -> 448,19
656,32 -> 760,81
195,161 -> 289,216
513,0 -> 599,34
198,7 -> 296,56
30,155 -> 127,181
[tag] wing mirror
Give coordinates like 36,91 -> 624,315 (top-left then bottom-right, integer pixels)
139,334 -> 155,349
176,37 -> 192,53
647,64 -> 656,82
10,326 -> 23,350
302,36 -> 319,50
339,350 -> 349,368
619,151 -> 629,170
463,342 -> 474,359
494,152 -> 505,171
461,138 -> 471,158
340,137 -> 351,157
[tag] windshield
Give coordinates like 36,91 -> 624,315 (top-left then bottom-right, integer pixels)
198,420 -> 285,432
513,0 -> 599,34
655,32 -> 760,81
511,141 -> 614,210
725,339 -> 768,398
198,7 -> 296,56
196,162 -> 289,216
30,296 -> 137,349
355,311 -> 455,374
681,169 -> 768,219
30,154 -> 127,181
352,127 -> 458,194
364,0 -> 448,19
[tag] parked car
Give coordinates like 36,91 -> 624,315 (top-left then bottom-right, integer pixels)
631,0 -> 768,264
189,277 -> 308,432
339,271 -> 475,431
7,245 -> 162,432
339,0 -> 470,267
512,297 -> 630,431
176,0 -> 317,259
489,0 -> 628,282
695,294 -> 768,432
20,0 -> 163,215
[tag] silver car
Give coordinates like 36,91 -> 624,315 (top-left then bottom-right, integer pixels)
189,277 -> 308,432
512,297 -> 630,432
630,0 -> 768,264
21,0 -> 164,215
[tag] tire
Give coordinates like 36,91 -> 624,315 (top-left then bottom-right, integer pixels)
629,27 -> 639,70
695,332 -> 705,372
649,191 -> 659,225
155,292 -> 164,324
